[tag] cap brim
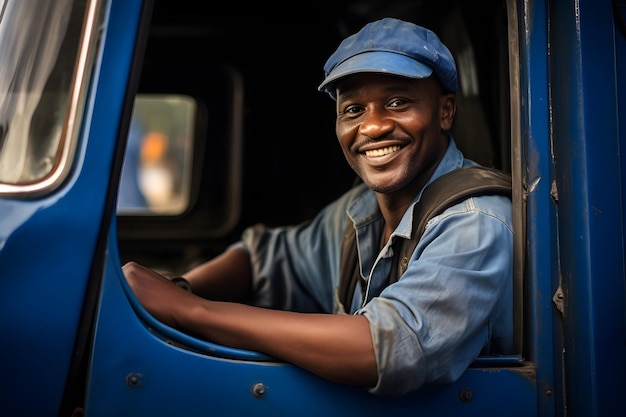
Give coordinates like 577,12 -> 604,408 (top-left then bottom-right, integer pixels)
318,51 -> 434,95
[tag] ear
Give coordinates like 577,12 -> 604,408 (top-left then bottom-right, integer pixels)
440,93 -> 456,131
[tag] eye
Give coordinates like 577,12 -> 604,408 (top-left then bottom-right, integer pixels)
342,104 -> 365,115
388,98 -> 408,108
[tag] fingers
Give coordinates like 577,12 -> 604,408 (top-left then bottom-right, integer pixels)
122,261 -> 195,328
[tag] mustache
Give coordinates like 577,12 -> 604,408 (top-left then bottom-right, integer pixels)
350,134 -> 408,152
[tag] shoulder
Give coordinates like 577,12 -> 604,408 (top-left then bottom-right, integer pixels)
427,193 -> 513,237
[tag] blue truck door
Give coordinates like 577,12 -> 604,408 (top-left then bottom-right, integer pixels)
84,1 -> 538,416
0,1 -> 148,416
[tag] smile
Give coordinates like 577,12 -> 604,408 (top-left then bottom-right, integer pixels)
364,146 -> 401,157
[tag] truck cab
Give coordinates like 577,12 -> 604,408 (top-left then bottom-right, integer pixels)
1,0 -> 624,416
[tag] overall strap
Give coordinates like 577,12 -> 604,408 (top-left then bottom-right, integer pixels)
338,166 -> 512,313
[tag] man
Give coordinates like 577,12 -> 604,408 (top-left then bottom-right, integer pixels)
123,17 -> 513,396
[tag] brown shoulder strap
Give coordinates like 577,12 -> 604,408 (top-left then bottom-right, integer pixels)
389,166 -> 512,281
338,166 -> 512,313
337,219 -> 360,313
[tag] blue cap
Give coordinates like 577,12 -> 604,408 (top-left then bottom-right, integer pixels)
318,18 -> 458,99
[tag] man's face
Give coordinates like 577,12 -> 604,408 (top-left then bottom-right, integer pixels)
335,74 -> 455,196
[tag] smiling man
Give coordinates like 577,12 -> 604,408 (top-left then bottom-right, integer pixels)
124,17 -> 513,396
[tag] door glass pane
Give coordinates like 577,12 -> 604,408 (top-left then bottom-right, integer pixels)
117,95 -> 195,215
0,0 -> 99,190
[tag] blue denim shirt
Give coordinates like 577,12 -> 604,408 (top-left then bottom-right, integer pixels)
234,138 -> 513,395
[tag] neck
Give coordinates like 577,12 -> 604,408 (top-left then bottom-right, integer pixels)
376,190 -> 417,245
375,163 -> 438,244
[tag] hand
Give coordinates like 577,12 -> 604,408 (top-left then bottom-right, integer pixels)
122,261 -> 193,328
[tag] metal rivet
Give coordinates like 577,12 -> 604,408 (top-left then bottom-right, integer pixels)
459,387 -> 473,402
401,256 -> 409,271
125,373 -> 144,388
251,382 -> 266,398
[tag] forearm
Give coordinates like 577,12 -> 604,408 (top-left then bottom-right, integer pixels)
185,300 -> 378,387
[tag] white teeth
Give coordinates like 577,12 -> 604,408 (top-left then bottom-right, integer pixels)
365,146 -> 401,157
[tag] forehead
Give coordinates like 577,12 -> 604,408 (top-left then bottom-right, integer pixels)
335,73 -> 440,100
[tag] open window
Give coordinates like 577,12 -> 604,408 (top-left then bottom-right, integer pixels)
115,0 -> 525,362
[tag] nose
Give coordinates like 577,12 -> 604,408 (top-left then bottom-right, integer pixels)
358,107 -> 394,138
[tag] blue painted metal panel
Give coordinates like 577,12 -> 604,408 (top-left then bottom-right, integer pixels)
550,0 -> 626,416
516,0 -> 558,415
618,2 -> 626,351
